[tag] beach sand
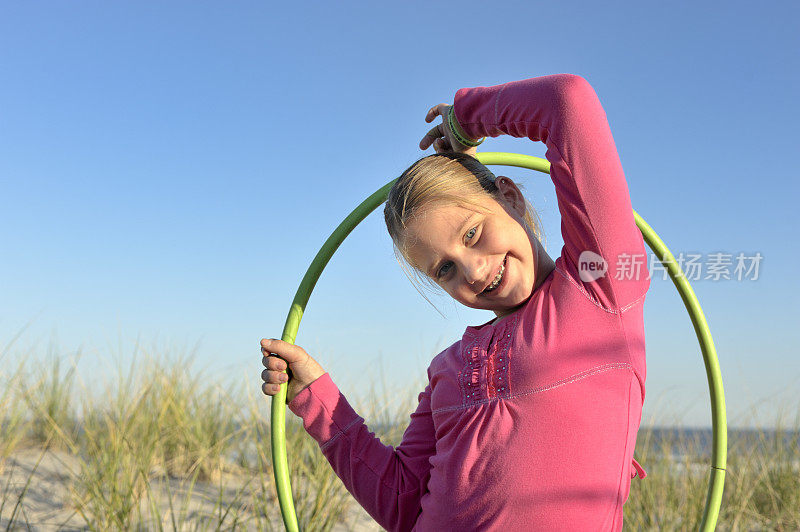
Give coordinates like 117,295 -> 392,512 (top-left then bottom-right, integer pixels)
0,447 -> 381,531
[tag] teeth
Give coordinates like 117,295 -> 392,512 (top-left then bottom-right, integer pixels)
483,257 -> 506,293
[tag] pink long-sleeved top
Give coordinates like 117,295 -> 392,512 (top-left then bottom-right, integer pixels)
288,74 -> 651,531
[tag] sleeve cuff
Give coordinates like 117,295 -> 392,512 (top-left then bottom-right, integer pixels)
287,372 -> 363,446
453,84 -> 504,141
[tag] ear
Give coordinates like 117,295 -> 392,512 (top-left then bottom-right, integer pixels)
495,176 -> 526,217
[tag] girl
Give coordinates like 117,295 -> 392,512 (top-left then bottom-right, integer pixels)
261,73 -> 650,531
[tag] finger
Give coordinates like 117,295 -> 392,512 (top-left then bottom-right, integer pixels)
260,338 -> 308,364
262,354 -> 287,371
261,368 -> 289,384
262,381 -> 282,395
434,138 -> 452,153
420,123 -> 443,150
425,103 -> 448,123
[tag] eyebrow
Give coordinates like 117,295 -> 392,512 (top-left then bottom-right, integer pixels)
426,212 -> 478,277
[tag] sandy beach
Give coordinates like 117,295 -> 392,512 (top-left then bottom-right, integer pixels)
0,446 -> 380,531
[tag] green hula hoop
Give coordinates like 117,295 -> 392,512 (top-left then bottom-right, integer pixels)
270,152 -> 727,531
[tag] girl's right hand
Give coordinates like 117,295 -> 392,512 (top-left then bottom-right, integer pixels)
420,103 -> 479,158
260,338 -> 326,404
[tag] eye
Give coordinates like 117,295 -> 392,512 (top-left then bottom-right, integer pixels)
435,226 -> 479,279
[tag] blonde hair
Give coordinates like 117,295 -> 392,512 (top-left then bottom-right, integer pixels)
384,152 -> 545,305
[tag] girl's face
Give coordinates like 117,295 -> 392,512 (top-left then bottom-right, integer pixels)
405,178 -> 539,317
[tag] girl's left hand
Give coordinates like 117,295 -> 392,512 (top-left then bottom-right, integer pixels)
419,103 -> 478,157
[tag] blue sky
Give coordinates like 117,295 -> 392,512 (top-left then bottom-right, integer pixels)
1,1 -> 798,427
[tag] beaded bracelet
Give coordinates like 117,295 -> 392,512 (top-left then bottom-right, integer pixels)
447,105 -> 485,148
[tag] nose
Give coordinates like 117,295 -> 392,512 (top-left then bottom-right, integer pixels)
460,253 -> 490,287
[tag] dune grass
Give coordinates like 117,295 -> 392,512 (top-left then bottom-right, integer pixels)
623,419 -> 800,531
0,341 -> 797,530
0,341 -> 359,531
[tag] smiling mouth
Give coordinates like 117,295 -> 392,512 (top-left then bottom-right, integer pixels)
482,255 -> 508,294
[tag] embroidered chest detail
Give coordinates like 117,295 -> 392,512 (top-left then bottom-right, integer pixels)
459,314 -> 519,407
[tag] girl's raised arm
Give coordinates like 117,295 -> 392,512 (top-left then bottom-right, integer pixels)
453,73 -> 650,311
